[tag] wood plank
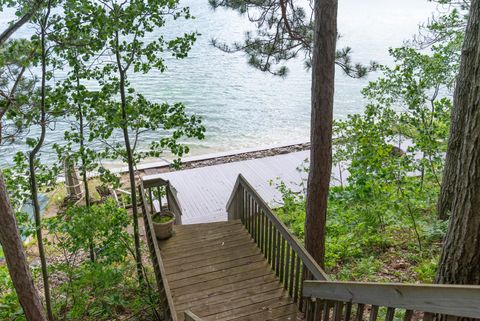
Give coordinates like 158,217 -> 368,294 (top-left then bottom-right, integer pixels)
161,233 -> 253,257
199,297 -> 293,321
179,281 -> 281,313
226,304 -> 301,321
169,260 -> 270,290
171,265 -> 274,297
192,288 -> 287,317
164,245 -> 262,272
273,313 -> 305,321
163,238 -> 255,262
160,226 -> 246,249
163,243 -> 261,269
160,223 -> 244,244
175,280 -> 282,312
303,281 -> 480,319
167,254 -> 266,282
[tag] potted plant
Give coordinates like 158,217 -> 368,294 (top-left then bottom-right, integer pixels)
152,211 -> 176,239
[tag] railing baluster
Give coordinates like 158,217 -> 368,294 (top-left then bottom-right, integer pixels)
239,186 -> 244,223
264,211 -> 269,256
294,255 -> 301,303
355,304 -> 365,321
245,193 -> 252,231
256,202 -> 260,244
262,210 -> 267,256
251,199 -> 255,239
333,301 -> 344,321
156,186 -> 162,209
263,212 -> 272,264
322,300 -> 331,321
345,302 -> 353,321
245,193 -> 249,232
369,305 -> 379,321
403,310 -> 413,321
251,198 -> 255,240
272,224 -> 277,270
284,244 -> 290,289
300,263 -> 307,312
280,237 -> 286,283
385,307 -> 395,321
148,188 -> 154,213
423,312 -> 434,321
306,300 -> 313,321
289,251 -> 296,297
275,229 -> 281,276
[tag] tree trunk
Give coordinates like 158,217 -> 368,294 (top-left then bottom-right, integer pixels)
305,0 -> 338,269
436,0 -> 480,285
114,32 -> 143,284
0,172 -> 47,321
27,5 -> 54,320
437,24 -> 473,221
0,0 -> 43,46
75,71 -> 95,263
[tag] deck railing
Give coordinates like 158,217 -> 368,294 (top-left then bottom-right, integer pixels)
226,174 -> 329,314
302,280 -> 480,321
139,183 -> 178,321
142,176 -> 183,224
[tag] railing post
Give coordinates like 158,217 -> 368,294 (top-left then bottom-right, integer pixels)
228,183 -> 244,221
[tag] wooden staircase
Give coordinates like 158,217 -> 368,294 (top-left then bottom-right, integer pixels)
159,220 -> 304,320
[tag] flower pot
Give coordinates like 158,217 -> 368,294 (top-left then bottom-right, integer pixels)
152,211 -> 176,240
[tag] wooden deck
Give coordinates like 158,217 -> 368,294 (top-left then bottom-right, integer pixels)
158,220 -> 304,321
143,150 -> 341,224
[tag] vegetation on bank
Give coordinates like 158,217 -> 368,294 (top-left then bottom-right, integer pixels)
1,199 -> 159,321
276,178 -> 445,283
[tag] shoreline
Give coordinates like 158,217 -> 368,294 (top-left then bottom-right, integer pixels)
137,141 -> 310,177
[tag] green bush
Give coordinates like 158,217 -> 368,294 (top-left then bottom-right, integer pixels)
0,266 -> 24,321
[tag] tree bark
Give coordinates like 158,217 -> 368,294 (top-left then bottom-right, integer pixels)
0,1 -> 43,47
0,172 -> 47,321
27,3 -> 54,319
74,70 -> 95,263
437,6 -> 474,220
114,31 -> 143,285
305,0 -> 337,269
436,0 -> 480,285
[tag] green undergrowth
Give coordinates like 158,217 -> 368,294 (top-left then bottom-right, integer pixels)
0,200 -> 159,321
275,177 -> 446,283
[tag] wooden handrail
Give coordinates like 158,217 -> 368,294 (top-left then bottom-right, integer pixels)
304,280 -> 480,319
139,183 -> 178,321
141,176 -> 183,224
227,174 -> 328,280
184,310 -> 204,321
226,174 -> 328,314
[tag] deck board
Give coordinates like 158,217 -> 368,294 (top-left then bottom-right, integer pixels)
159,220 -> 304,321
143,150 -> 319,224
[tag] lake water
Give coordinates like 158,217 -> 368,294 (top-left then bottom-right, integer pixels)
0,0 -> 438,167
